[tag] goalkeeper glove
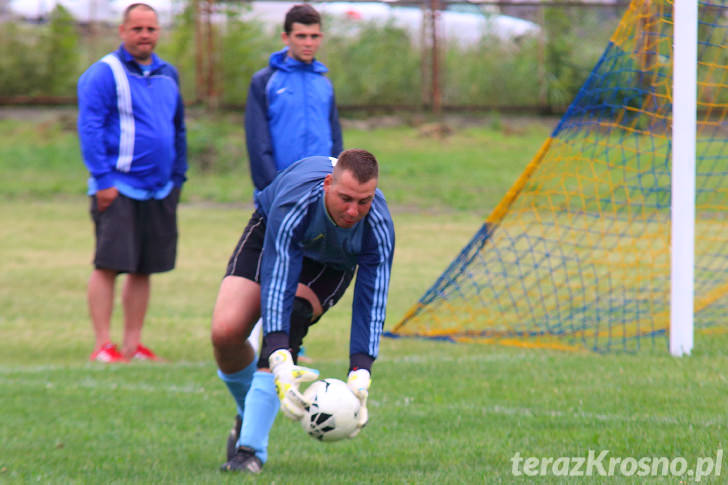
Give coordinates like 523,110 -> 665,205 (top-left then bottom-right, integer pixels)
269,349 -> 319,421
347,368 -> 371,438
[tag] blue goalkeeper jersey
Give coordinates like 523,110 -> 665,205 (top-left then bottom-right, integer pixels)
254,156 -> 395,361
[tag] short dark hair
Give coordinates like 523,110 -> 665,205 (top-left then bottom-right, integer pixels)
284,4 -> 321,34
123,3 -> 157,23
334,149 -> 379,184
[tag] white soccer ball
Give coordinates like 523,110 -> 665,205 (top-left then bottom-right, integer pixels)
300,378 -> 361,442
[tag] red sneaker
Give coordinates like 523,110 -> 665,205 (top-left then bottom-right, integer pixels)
133,343 -> 161,361
90,342 -> 128,363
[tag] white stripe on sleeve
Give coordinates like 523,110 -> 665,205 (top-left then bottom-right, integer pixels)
101,54 -> 135,173
367,206 -> 393,356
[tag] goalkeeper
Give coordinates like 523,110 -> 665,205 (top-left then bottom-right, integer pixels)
211,149 -> 395,473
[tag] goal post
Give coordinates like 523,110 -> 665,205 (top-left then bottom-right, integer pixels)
670,0 -> 698,356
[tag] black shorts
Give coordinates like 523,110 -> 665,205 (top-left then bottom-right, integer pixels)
225,210 -> 355,351
90,188 -> 180,274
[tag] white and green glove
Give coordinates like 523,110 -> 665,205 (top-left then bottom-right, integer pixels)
269,349 -> 319,420
347,368 -> 371,438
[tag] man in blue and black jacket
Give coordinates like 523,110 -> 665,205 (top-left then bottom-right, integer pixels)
244,4 -> 342,372
212,149 -> 395,474
77,2 -> 187,363
244,4 -> 343,193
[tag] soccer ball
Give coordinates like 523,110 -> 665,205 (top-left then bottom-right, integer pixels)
301,378 -> 361,442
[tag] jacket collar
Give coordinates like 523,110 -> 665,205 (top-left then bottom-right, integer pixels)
116,44 -> 165,72
269,47 -> 328,74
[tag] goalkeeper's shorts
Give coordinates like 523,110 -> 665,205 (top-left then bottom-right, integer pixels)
224,209 -> 355,316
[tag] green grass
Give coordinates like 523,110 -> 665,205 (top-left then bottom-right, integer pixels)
345,120 -> 551,211
2,200 -> 728,484
0,111 -> 552,212
2,113 -> 728,483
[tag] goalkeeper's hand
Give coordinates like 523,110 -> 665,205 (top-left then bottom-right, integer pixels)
347,368 -> 371,438
269,349 -> 319,421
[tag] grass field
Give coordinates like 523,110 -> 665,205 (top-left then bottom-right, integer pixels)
0,109 -> 553,212
2,112 -> 728,484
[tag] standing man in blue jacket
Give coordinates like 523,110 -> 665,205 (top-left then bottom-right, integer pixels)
244,4 -> 342,371
211,150 -> 395,473
77,2 -> 187,363
244,4 -> 343,192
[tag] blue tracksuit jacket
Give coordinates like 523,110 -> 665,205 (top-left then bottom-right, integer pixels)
77,45 -> 187,199
244,47 -> 343,192
255,156 -> 395,369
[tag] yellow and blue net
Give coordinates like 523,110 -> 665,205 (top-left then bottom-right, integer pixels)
390,0 -> 728,351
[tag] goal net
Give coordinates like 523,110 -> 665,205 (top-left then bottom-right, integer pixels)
390,0 -> 728,351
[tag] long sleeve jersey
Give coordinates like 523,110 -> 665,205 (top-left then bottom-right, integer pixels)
255,156 -> 395,368
77,45 -> 187,199
244,47 -> 343,192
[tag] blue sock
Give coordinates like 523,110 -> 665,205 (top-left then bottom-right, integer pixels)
238,371 -> 280,463
217,360 -> 257,417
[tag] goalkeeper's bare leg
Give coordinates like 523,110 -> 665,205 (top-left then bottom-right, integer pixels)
211,276 -> 260,470
212,276 -> 323,472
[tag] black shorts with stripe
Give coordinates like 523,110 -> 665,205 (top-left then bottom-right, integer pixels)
225,209 -> 355,316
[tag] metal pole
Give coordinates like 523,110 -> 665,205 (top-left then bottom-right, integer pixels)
420,1 -> 429,109
206,0 -> 217,109
670,0 -> 698,357
88,0 -> 97,64
194,0 -> 204,104
430,0 -> 441,115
